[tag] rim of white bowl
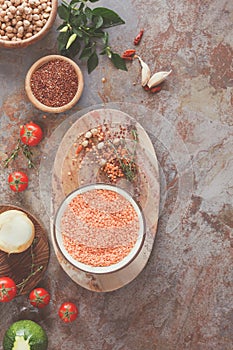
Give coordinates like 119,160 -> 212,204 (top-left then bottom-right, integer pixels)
53,183 -> 145,274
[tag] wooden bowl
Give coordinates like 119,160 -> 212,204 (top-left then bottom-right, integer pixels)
25,55 -> 84,114
0,0 -> 58,49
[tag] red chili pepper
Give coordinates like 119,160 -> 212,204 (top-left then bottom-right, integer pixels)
122,56 -> 134,61
143,85 -> 150,91
76,144 -> 83,155
121,49 -> 136,60
143,85 -> 162,93
122,49 -> 136,57
134,29 -> 144,45
150,85 -> 162,93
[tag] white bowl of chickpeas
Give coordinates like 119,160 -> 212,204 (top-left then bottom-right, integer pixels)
0,0 -> 58,48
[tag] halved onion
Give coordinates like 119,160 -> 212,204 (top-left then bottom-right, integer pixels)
0,210 -> 35,254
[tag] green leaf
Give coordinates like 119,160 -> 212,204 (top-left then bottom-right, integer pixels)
89,0 -> 99,2
90,28 -> 105,38
92,7 -> 125,28
70,13 -> 82,27
57,22 -> 67,31
93,15 -> 103,29
57,31 -> 70,45
79,2 -> 85,11
79,45 -> 93,59
110,53 -> 127,71
73,27 -> 83,37
85,7 -> 93,20
66,40 -> 81,58
70,0 -> 80,5
57,4 -> 70,21
83,36 -> 90,45
87,51 -> 99,74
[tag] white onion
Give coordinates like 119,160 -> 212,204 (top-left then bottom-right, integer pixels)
0,210 -> 35,254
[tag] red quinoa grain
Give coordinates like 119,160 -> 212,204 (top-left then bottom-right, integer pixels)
30,59 -> 79,107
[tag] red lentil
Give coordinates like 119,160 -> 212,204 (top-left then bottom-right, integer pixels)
61,189 -> 140,267
30,59 -> 79,107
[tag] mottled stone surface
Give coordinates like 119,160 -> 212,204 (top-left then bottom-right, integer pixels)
0,0 -> 232,349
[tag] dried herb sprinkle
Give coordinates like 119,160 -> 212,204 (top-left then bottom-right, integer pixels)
30,59 -> 79,108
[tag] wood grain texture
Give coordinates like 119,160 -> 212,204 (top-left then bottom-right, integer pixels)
52,108 -> 160,292
0,205 -> 50,295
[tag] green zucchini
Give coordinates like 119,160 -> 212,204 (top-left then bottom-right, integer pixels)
3,320 -> 48,350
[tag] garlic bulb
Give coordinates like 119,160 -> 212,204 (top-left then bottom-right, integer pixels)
147,70 -> 172,89
0,210 -> 35,254
137,56 -> 151,86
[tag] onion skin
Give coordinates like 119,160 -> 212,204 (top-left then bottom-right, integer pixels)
0,210 -> 35,254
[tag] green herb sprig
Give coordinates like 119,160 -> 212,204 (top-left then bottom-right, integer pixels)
3,139 -> 35,169
108,128 -> 138,182
57,0 -> 127,73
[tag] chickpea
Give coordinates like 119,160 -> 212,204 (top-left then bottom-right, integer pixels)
15,20 -> 23,28
17,25 -> 24,34
45,6 -> 51,13
11,18 -> 17,26
7,32 -> 14,38
32,14 -> 39,20
23,19 -> 30,27
8,6 -> 17,14
36,19 -> 43,27
25,32 -> 32,38
6,25 -> 13,33
7,12 -> 14,19
26,14 -> 32,21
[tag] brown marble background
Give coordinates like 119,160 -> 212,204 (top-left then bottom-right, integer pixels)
0,0 -> 232,349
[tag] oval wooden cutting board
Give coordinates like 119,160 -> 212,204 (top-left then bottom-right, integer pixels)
51,108 -> 160,292
0,205 -> 50,295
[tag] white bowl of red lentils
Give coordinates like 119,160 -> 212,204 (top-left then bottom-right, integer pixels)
25,54 -> 84,113
0,0 -> 58,48
53,184 -> 145,274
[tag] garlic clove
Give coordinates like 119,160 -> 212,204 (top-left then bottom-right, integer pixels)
0,210 -> 35,254
137,56 -> 151,86
147,70 -> 172,88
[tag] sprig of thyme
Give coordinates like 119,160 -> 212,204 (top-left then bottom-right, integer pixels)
16,238 -> 44,295
3,139 -> 35,169
108,128 -> 138,182
57,0 -> 127,73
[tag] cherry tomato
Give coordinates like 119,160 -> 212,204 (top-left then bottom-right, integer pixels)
0,277 -> 17,302
29,288 -> 50,309
20,122 -> 43,147
58,302 -> 78,323
8,171 -> 28,192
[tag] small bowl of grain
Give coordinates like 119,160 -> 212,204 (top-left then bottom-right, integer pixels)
53,184 -> 145,274
25,54 -> 84,113
0,0 -> 58,48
